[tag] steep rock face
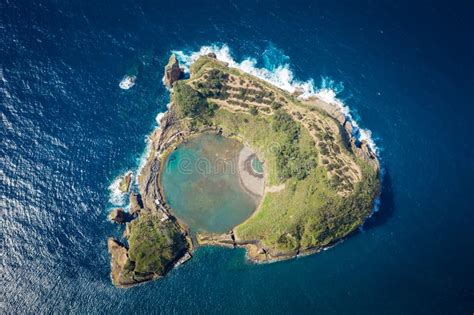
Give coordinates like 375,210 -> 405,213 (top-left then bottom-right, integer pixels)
129,193 -> 143,216
107,238 -> 130,286
163,54 -> 183,88
118,172 -> 132,193
108,208 -> 131,224
343,120 -> 353,136
302,96 -> 380,172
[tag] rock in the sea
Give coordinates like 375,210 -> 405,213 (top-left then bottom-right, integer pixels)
129,193 -> 143,215
118,172 -> 132,193
108,208 -> 130,224
207,52 -> 217,59
164,54 -> 183,88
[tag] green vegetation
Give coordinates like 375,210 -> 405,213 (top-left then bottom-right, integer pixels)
173,81 -> 207,117
173,81 -> 216,119
127,213 -> 186,276
249,106 -> 258,116
109,54 -> 379,288
195,69 -> 229,99
271,101 -> 283,110
236,163 -> 378,254
272,111 -> 300,142
178,55 -> 379,257
271,110 -> 316,180
275,143 -> 316,180
209,102 -> 362,253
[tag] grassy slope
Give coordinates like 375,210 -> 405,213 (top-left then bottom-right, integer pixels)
182,56 -> 379,255
127,213 -> 186,277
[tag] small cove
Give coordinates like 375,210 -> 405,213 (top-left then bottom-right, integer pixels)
161,133 -> 261,233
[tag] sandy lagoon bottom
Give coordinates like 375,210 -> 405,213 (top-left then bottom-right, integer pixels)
161,133 -> 262,233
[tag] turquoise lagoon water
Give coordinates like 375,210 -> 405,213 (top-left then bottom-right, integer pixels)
161,133 -> 259,233
251,157 -> 264,174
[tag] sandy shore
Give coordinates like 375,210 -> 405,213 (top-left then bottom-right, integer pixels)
238,146 -> 264,197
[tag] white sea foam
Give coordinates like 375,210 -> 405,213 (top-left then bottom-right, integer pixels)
155,112 -> 165,125
108,171 -> 131,206
111,44 -> 381,214
119,75 -> 136,90
174,44 -> 382,216
155,103 -> 171,125
134,103 -> 173,186
135,135 -> 152,185
173,44 -> 378,154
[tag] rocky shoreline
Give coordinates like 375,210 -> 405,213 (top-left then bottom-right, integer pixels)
107,105 -> 193,287
108,53 -> 381,286
195,94 -> 380,263
107,96 -> 232,286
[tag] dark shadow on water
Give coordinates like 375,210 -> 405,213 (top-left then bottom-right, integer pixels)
363,168 -> 395,230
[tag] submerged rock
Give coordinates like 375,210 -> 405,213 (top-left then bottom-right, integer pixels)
163,54 -> 183,88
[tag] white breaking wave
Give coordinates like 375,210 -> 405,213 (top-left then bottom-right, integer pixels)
109,113 -> 164,205
135,103 -> 173,186
108,172 -> 131,206
315,87 -> 377,152
119,75 -> 136,90
135,135 -> 152,185
173,44 -> 379,154
155,103 -> 171,125
155,112 -> 165,125
109,44 -> 381,214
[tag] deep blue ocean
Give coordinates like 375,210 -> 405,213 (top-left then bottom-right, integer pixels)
2,1 -> 473,314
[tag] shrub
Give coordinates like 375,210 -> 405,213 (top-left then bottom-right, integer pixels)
249,106 -> 258,116
271,101 -> 282,110
173,82 -> 211,118
195,69 -> 229,98
275,144 -> 316,180
272,110 -> 300,142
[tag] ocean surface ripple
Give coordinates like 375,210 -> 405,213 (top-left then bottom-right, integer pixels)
1,1 -> 473,314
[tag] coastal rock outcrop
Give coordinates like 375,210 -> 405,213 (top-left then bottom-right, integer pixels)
343,120 -> 353,136
302,96 -> 379,171
163,54 -> 183,88
107,238 -> 130,286
129,193 -> 143,216
197,231 -> 236,248
118,172 -> 132,193
108,208 -> 131,224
